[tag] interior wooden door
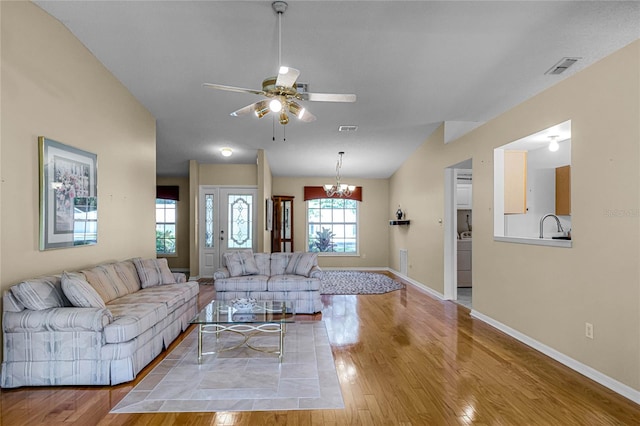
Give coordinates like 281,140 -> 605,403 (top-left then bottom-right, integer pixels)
271,195 -> 294,252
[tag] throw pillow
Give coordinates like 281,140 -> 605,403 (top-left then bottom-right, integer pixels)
285,252 -> 317,277
224,250 -> 259,277
10,276 -> 68,311
133,258 -> 176,288
61,272 -> 106,309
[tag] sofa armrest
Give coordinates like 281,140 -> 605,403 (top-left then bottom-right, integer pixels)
213,268 -> 231,280
3,307 -> 113,333
309,265 -> 323,279
172,272 -> 187,283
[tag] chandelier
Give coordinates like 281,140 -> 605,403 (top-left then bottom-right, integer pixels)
324,152 -> 355,197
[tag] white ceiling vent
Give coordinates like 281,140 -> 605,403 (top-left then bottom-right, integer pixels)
338,125 -> 358,132
545,57 -> 580,75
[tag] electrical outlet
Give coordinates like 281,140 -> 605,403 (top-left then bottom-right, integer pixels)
585,322 -> 594,339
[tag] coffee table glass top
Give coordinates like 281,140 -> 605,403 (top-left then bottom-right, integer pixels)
191,299 -> 295,325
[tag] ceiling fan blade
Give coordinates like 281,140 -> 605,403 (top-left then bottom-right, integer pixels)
300,92 -> 356,102
230,100 -> 269,117
203,83 -> 265,96
288,101 -> 316,123
275,67 -> 300,88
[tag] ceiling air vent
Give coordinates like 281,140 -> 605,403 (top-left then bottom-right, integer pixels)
338,125 -> 358,132
545,57 -> 580,75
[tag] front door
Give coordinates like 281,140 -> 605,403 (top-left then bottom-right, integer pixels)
199,186 -> 257,278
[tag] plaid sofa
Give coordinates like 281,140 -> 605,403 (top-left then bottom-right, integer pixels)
213,251 -> 323,314
1,258 -> 199,388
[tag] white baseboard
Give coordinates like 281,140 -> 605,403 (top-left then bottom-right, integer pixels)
322,266 -> 389,271
377,267 -> 640,404
388,268 -> 445,300
471,310 -> 640,404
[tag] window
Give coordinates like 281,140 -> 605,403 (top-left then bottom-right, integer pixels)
156,199 -> 177,255
307,198 -> 358,254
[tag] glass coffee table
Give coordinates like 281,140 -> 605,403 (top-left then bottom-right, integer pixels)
190,299 -> 295,363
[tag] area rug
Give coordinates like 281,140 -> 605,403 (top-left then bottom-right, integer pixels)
111,322 -> 344,413
320,271 -> 404,295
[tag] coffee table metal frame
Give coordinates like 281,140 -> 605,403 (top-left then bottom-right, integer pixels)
190,300 -> 295,363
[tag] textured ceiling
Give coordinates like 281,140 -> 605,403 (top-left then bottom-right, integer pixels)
35,1 -> 640,178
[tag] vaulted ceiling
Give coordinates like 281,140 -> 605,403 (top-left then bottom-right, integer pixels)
35,1 -> 640,178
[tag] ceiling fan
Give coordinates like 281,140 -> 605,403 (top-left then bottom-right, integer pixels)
203,1 -> 356,126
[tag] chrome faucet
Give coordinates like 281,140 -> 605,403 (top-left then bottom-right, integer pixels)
539,214 -> 564,238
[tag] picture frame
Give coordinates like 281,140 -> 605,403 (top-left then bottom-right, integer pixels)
266,198 -> 273,231
39,137 -> 98,250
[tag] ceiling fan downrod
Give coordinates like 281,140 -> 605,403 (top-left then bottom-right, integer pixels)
272,1 -> 288,69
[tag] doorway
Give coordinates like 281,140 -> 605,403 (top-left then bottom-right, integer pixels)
444,160 -> 473,309
198,186 -> 258,278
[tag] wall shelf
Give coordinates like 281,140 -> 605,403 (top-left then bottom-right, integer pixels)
389,220 -> 410,226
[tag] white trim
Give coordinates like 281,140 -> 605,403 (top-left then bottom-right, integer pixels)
471,310 -> 640,404
322,266 -> 388,271
389,268 -> 445,300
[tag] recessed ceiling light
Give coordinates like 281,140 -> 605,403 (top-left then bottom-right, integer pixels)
220,147 -> 233,157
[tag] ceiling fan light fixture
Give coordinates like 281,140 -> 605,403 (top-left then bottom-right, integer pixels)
279,66 -> 289,75
269,99 -> 282,112
279,111 -> 289,125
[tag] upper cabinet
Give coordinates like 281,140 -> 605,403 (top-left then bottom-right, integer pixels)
555,165 -> 571,215
504,150 -> 527,214
457,184 -> 472,209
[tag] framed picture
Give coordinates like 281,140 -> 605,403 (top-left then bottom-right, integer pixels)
266,198 -> 273,231
39,137 -> 98,250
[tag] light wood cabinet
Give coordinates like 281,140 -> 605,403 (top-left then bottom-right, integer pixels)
504,150 -> 527,214
555,165 -> 571,216
271,195 -> 294,252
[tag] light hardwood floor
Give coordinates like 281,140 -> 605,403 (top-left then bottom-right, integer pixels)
1,275 -> 639,425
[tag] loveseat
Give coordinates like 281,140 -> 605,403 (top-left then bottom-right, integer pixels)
1,258 -> 199,388
213,251 -> 323,314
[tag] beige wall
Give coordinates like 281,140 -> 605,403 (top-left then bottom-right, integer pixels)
156,176 -> 190,270
258,150 -> 273,253
198,163 -> 257,186
188,161 -> 259,276
390,40 -> 640,390
1,1 -> 156,291
273,177 -> 390,269
0,2 -> 156,361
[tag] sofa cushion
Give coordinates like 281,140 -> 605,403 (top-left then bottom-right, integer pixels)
267,274 -> 321,291
133,258 -> 176,288
114,261 -> 142,293
255,253 -> 271,276
10,276 -> 69,311
103,303 -> 169,344
270,252 -> 291,276
82,263 -> 138,303
109,282 -> 199,313
62,272 -> 106,309
214,275 -> 269,292
3,290 -> 24,312
224,250 -> 259,277
285,252 -> 317,277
